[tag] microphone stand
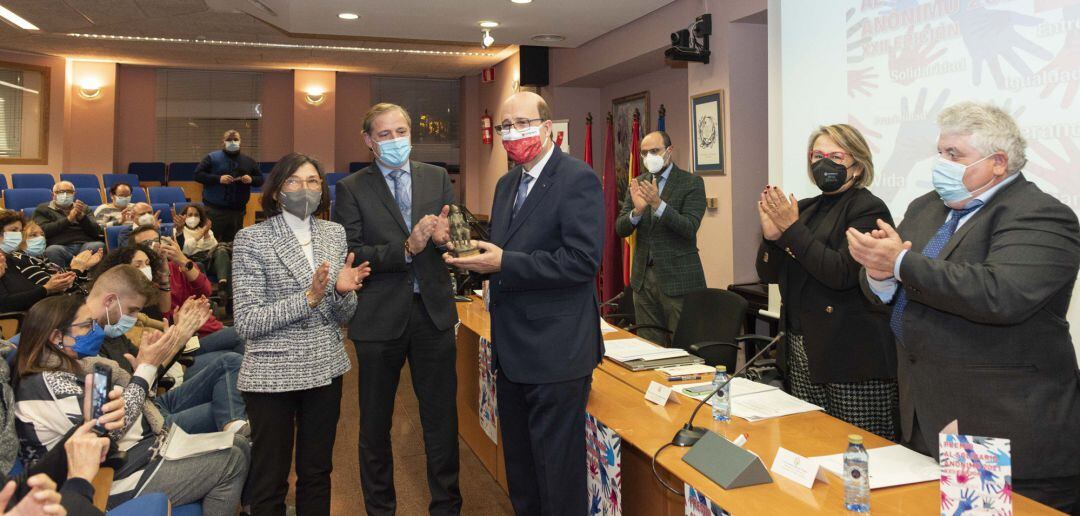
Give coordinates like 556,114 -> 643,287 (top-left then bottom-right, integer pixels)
671,332 -> 785,447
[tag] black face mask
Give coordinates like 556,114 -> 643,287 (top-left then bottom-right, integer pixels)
811,159 -> 850,193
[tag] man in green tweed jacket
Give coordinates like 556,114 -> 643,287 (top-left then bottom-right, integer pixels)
615,131 -> 707,345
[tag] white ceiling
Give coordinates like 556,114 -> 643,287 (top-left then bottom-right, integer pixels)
0,0 -> 675,77
209,0 -> 675,48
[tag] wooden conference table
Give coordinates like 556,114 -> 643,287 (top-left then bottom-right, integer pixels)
454,298 -> 1059,515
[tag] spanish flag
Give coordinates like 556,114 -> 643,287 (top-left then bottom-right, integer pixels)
622,110 -> 642,286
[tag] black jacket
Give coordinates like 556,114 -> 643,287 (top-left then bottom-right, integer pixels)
194,150 -> 263,210
332,162 -> 458,341
756,187 -> 895,384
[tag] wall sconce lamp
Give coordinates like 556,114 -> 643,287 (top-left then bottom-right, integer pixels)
304,87 -> 327,106
77,79 -> 102,100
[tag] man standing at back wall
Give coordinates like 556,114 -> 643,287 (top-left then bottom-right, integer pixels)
615,131 -> 706,345
447,91 -> 604,515
332,103 -> 461,515
194,129 -> 263,243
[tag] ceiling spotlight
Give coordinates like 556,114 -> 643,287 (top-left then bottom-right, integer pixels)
511,0 -> 533,3
479,20 -> 499,28
338,12 -> 359,20
531,34 -> 565,43
481,30 -> 494,49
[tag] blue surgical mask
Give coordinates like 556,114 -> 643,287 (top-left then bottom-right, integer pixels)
114,196 -> 131,208
67,322 -> 106,358
55,193 -> 74,207
375,137 -> 412,168
931,155 -> 994,204
103,298 -> 137,338
224,140 -> 240,152
26,236 -> 46,257
0,231 -> 22,254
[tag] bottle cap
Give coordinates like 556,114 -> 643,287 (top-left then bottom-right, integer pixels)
715,365 -> 726,373
848,434 -> 863,444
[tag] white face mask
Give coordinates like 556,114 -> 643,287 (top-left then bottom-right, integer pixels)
137,214 -> 155,227
185,217 -> 200,229
224,140 -> 240,152
55,193 -> 74,207
643,152 -> 667,174
139,266 -> 153,281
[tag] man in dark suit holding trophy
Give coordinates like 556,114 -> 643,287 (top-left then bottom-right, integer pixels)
446,91 -> 604,515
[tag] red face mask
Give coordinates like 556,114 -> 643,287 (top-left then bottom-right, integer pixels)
501,125 -> 545,164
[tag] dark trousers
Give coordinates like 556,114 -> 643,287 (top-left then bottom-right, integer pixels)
632,265 -> 685,346
906,415 -> 1079,514
356,296 -> 460,515
496,372 -> 592,516
204,205 -> 245,243
242,376 -> 343,516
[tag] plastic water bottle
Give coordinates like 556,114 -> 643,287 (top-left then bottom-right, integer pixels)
843,434 -> 870,512
711,365 -> 730,422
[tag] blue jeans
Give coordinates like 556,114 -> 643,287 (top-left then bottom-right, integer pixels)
188,327 -> 244,378
44,241 -> 105,267
155,351 -> 245,434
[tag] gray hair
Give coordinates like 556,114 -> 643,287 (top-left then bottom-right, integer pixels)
937,101 -> 1027,174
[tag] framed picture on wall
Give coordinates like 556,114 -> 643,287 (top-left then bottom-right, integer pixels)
691,89 -> 725,175
612,91 -> 649,177
551,119 -> 569,154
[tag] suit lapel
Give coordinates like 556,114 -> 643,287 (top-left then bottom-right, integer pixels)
503,147 -> 559,243
938,174 -> 1026,260
492,169 -> 521,247
365,166 -> 409,235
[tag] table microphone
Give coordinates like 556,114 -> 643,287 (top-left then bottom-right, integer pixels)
671,332 -> 785,447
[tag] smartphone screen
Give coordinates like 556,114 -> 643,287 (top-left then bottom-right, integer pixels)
91,365 -> 111,431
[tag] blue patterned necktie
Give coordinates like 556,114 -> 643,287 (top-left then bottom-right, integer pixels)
513,173 -> 534,217
389,169 -> 412,230
889,201 -> 984,341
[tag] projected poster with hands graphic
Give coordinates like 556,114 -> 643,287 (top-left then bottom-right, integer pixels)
774,0 -> 1080,358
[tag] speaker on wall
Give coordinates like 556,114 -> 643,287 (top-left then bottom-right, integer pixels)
519,45 -> 549,87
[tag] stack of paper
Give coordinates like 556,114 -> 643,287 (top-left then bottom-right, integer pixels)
808,445 -> 939,489
603,338 -> 689,362
657,364 -> 716,376
673,378 -> 821,421
600,319 -> 620,334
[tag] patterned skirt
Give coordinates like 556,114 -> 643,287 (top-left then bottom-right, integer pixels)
786,334 -> 898,441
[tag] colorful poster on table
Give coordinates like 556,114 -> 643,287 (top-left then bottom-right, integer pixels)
478,337 -> 498,444
586,412 -> 622,515
684,484 -> 729,516
939,433 -> 1012,515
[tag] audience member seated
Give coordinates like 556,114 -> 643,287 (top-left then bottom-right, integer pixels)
94,242 -> 245,374
0,337 -> 168,516
173,203 -> 232,292
94,182 -> 136,228
116,203 -> 159,248
129,226 -> 243,355
31,181 -> 105,267
1,213 -> 100,297
0,226 -> 77,313
13,276 -> 249,515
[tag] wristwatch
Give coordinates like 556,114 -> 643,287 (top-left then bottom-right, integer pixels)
182,260 -> 195,272
404,239 -> 415,257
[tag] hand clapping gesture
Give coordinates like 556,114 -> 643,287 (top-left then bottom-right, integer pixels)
758,185 -> 800,239
335,253 -> 371,295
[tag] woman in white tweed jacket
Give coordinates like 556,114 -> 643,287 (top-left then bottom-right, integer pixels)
232,152 -> 370,515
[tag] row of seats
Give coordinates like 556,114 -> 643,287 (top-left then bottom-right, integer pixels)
2,186 -> 192,211
127,162 -> 358,186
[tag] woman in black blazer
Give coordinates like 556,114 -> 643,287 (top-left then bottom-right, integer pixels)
756,124 -> 898,440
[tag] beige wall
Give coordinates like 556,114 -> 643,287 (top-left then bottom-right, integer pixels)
114,66 -> 156,173
0,50 -> 66,180
293,70 -> 336,166
334,72 -> 373,173
463,52 -> 519,215
259,71 -> 294,163
65,61 -> 116,175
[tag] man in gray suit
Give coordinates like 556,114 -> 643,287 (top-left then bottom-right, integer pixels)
615,131 -> 706,345
847,101 -> 1080,513
332,103 -> 461,515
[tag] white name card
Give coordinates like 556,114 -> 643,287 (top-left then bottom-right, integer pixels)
644,381 -> 680,406
770,447 -> 819,489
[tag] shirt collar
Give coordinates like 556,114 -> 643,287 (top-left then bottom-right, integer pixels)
523,143 -> 555,179
653,163 -> 673,182
960,172 -> 1019,209
377,160 -> 411,177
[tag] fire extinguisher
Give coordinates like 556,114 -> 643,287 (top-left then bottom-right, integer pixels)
481,110 -> 493,145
